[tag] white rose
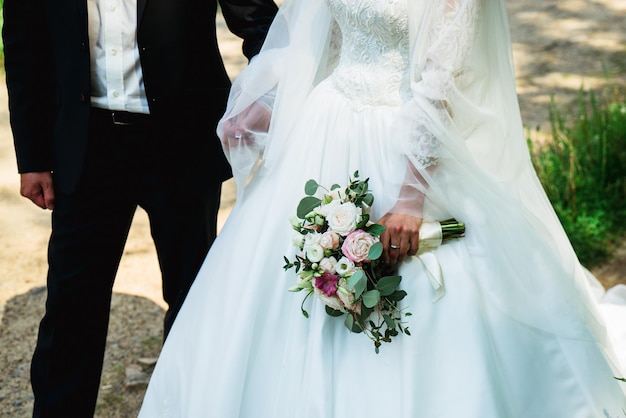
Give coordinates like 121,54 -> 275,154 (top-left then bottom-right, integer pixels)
306,244 -> 325,263
319,256 -> 338,274
303,232 -> 322,252
326,202 -> 361,236
316,198 -> 340,217
313,287 -> 346,312
336,257 -> 356,277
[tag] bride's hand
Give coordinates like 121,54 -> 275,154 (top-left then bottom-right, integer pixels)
377,212 -> 422,265
221,102 -> 271,149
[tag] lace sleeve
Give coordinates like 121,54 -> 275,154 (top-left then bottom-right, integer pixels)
408,0 -> 480,169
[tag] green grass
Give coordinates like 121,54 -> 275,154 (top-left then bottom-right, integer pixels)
529,87 -> 626,267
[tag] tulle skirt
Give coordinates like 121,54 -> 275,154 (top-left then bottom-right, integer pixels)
139,80 -> 626,417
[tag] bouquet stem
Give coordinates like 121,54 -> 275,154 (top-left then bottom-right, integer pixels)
440,218 -> 465,241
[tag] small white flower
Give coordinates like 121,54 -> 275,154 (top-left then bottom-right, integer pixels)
291,233 -> 305,249
319,256 -> 338,274
337,279 -> 361,313
335,256 -> 356,277
289,215 -> 302,229
306,244 -> 325,263
327,188 -> 343,202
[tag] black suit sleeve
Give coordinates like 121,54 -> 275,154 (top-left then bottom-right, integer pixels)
3,0 -> 56,173
219,0 -> 279,60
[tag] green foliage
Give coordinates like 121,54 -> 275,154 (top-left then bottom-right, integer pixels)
530,87 -> 626,267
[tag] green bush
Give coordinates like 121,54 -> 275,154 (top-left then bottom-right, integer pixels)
530,88 -> 626,267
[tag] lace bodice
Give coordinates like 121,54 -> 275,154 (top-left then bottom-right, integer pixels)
327,0 -> 411,108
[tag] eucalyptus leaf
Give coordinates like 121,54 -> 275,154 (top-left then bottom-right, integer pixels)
362,290 -> 381,308
347,270 -> 367,299
297,196 -> 322,219
344,314 -> 354,332
376,275 -> 402,296
388,290 -> 407,301
304,179 -> 319,195
331,183 -> 341,191
366,223 -> 386,237
383,314 -> 396,329
362,193 -> 374,206
344,315 -> 363,333
325,306 -> 344,317
368,242 -> 383,260
359,306 -> 374,321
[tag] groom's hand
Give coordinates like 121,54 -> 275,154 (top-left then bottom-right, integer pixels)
20,172 -> 55,210
221,101 -> 271,149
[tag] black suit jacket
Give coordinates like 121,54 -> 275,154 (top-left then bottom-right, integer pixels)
3,0 -> 278,193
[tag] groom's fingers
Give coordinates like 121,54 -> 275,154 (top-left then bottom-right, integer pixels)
20,172 -> 55,210
43,182 -> 55,210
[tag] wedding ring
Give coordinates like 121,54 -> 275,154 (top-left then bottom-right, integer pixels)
390,244 -> 400,249
234,133 -> 243,140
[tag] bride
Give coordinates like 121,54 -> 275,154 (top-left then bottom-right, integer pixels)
139,0 -> 626,416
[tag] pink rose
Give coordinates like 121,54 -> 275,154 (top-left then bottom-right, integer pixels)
319,231 -> 340,250
342,230 -> 378,263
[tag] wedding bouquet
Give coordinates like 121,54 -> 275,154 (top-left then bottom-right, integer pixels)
284,172 -> 465,353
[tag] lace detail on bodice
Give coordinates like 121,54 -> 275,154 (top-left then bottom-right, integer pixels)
326,0 -> 411,109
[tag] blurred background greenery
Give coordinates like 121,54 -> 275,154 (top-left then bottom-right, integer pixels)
530,88 -> 626,267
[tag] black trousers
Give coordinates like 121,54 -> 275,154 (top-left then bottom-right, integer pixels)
31,109 -> 223,417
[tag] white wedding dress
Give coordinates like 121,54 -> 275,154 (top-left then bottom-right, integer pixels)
139,0 -> 626,416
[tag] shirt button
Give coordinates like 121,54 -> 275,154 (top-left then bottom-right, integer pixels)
111,49 -> 118,56
113,91 -> 120,98
109,4 -> 116,11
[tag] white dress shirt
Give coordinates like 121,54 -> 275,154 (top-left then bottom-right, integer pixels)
87,0 -> 150,114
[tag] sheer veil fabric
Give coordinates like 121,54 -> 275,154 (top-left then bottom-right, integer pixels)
220,0 -> 620,359
139,0 -> 626,416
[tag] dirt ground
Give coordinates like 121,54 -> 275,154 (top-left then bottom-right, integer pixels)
1,1 -> 625,416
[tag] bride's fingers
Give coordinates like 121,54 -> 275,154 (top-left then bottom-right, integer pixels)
387,236 -> 406,264
407,237 -> 419,257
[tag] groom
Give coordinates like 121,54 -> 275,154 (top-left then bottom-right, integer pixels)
2,0 -> 278,416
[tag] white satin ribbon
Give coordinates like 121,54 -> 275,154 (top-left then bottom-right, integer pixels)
417,251 -> 445,302
417,221 -> 445,302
